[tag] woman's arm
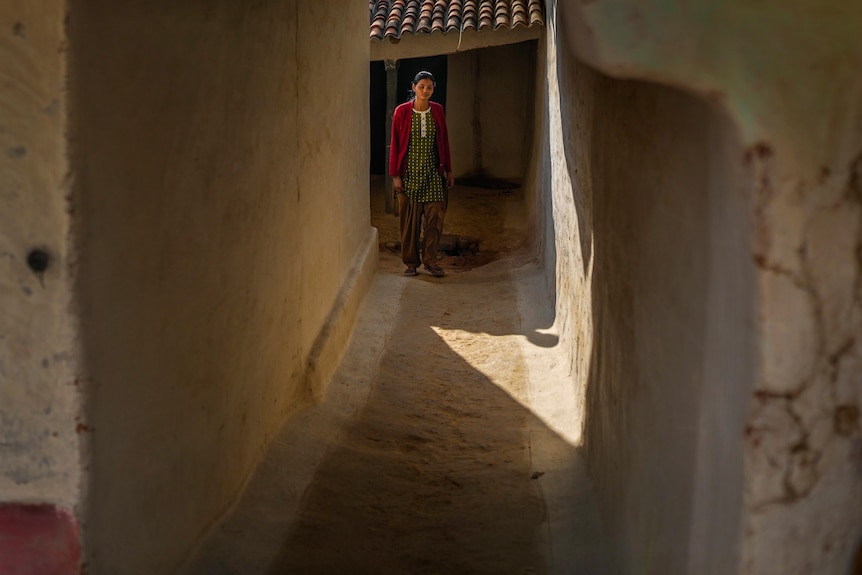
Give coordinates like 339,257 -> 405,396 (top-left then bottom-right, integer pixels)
389,105 -> 404,178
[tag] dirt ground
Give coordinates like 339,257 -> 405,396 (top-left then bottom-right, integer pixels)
184,178 -> 604,574
371,174 -> 532,276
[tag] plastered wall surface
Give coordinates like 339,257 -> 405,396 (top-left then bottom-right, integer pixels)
447,51 -> 477,178
448,43 -> 534,180
297,2 -> 373,368
70,1 -> 370,572
557,1 -> 862,572
0,0 -> 82,512
743,141 -> 862,574
528,2 -> 756,572
476,42 -> 534,181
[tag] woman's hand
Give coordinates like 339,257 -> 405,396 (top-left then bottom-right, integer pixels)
392,175 -> 403,193
446,173 -> 455,189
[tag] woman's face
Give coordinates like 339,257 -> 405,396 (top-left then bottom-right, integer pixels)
412,78 -> 435,102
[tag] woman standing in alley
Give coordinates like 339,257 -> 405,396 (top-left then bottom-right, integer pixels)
390,70 -> 455,278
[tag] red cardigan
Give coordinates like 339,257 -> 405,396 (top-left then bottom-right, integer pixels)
389,100 -> 452,177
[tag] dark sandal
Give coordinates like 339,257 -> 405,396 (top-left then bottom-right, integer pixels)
404,267 -> 417,277
423,264 -> 445,277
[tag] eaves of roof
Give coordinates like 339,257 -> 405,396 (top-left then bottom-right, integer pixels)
370,0 -> 545,42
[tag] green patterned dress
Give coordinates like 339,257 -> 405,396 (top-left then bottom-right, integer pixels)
403,108 -> 445,203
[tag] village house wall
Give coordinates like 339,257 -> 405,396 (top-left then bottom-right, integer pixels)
0,2 -> 83,567
69,0 -> 374,572
526,3 -> 756,571
447,42 -> 535,180
538,0 -> 862,572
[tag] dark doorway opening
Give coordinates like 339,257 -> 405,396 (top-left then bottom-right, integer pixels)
369,55 -> 448,175
369,61 -> 386,175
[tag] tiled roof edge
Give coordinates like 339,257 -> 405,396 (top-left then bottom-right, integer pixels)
370,0 -> 545,42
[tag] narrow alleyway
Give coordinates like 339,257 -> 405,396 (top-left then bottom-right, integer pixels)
185,180 -> 605,574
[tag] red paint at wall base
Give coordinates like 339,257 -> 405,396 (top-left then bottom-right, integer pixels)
0,504 -> 80,575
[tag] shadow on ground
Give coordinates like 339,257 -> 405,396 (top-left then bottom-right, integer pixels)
183,183 -> 606,575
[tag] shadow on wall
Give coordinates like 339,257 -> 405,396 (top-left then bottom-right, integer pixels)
577,68 -> 754,575
539,4 -> 755,570
71,0 -> 373,572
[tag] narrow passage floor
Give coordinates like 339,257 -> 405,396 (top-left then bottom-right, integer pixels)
185,181 -> 604,574
270,268 -> 547,573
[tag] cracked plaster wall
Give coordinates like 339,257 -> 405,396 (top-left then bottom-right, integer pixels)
0,0 -> 83,521
555,0 -> 862,572
743,148 -> 862,573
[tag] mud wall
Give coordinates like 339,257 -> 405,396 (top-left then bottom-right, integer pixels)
555,0 -> 862,573
0,0 -> 83,567
448,42 -> 535,180
575,76 -> 755,575
70,1 -> 373,573
527,2 -> 756,572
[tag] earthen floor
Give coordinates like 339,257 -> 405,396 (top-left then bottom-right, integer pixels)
184,178 -> 605,574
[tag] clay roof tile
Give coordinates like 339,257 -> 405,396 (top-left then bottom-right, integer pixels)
477,0 -> 493,30
462,0 -> 478,30
494,0 -> 509,29
370,0 -> 544,41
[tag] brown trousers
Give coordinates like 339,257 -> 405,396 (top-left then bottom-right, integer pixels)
399,193 -> 447,268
